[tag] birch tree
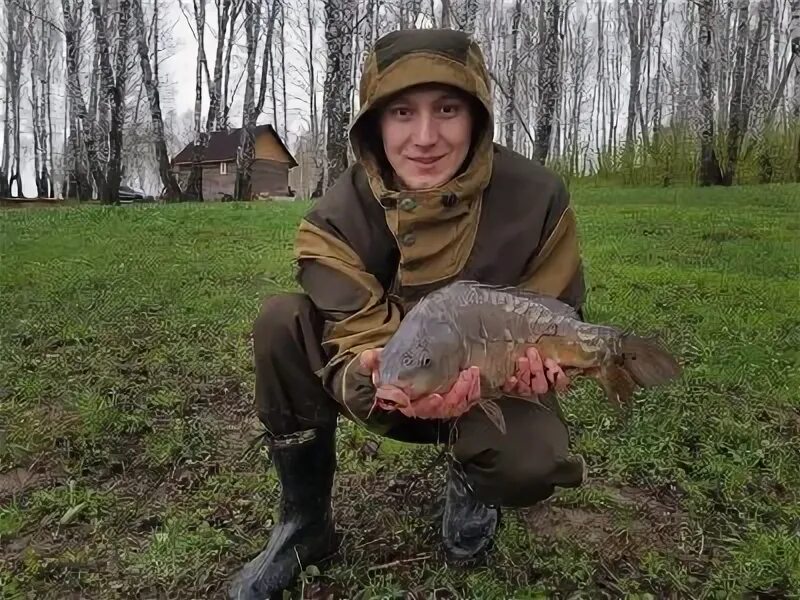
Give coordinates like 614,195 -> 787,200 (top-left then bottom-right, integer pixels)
131,0 -> 182,199
91,0 -> 132,203
791,0 -> 800,179
234,0 -> 260,200
323,0 -> 356,187
2,3 -> 26,197
697,0 -> 723,185
533,0 -> 561,164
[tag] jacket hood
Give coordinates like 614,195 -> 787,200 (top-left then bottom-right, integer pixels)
348,28 -> 495,203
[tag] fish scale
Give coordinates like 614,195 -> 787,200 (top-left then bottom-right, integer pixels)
375,279 -> 683,434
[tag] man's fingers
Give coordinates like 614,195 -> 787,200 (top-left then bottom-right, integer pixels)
360,350 -> 375,370
525,348 -> 550,394
468,367 -> 481,401
543,358 -> 564,383
360,348 -> 383,371
406,393 -> 442,417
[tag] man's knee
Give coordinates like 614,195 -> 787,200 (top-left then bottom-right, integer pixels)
460,446 -> 586,507
452,397 -> 586,507
253,292 -> 321,357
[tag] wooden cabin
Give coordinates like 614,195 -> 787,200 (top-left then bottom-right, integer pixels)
171,125 -> 298,200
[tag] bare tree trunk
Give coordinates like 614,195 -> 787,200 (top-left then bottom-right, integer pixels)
0,3 -> 11,198
533,0 -> 561,165
235,0 -> 261,201
723,0 -> 750,186
441,0 -> 451,27
206,0 -> 232,133
61,0 -> 94,199
91,0 -> 131,204
255,0 -> 280,117
188,0 -> 207,200
652,0 -> 666,138
280,0 -> 287,138
323,0 -> 355,187
43,5 -> 56,198
63,0 -> 105,199
790,0 -> 799,180
306,0 -> 323,196
504,0 -> 522,150
6,4 -> 26,197
594,0 -> 605,170
623,0 -> 643,146
27,3 -> 45,197
749,0 -> 775,182
697,0 -> 723,185
463,0 -> 478,33
220,0 -> 243,129
131,0 -> 181,199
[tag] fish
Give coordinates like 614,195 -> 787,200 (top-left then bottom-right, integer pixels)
373,279 -> 683,434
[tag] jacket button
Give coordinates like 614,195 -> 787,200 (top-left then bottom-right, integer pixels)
399,197 -> 417,211
400,232 -> 416,246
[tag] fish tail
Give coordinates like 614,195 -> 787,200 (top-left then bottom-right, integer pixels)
618,333 -> 682,388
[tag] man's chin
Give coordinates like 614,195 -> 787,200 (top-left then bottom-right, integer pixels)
401,173 -> 451,190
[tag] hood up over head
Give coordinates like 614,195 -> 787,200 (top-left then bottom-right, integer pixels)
348,28 -> 495,203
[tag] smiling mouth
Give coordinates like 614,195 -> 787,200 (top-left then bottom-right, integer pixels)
408,156 -> 444,165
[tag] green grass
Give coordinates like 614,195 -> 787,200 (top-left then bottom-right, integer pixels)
1,183 -> 799,599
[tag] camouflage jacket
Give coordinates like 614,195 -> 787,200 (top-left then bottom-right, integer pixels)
292,29 -> 586,399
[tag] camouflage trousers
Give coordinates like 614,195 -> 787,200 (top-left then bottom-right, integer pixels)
251,292 -> 586,507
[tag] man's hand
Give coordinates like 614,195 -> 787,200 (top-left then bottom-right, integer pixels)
358,347 -> 383,386
502,346 -> 571,395
361,347 -> 480,419
398,366 -> 481,420
360,345 -> 569,421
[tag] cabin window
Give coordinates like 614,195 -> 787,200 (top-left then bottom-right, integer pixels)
220,162 -> 228,175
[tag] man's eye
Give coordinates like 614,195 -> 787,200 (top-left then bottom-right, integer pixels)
439,104 -> 460,115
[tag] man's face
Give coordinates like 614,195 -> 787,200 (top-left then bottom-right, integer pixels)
378,84 -> 474,190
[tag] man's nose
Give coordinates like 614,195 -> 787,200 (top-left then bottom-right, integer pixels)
412,113 -> 438,146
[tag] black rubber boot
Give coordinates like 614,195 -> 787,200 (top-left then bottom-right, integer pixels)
440,460 -> 500,566
228,426 -> 338,600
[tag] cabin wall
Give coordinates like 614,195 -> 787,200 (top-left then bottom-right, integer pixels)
202,163 -> 236,199
254,133 -> 292,163
175,159 -> 290,199
252,160 -> 291,196
175,163 -> 235,200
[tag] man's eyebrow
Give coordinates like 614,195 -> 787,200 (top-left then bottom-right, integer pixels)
437,93 -> 467,102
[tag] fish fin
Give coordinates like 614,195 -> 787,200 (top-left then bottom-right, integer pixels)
596,364 -> 638,408
619,333 -> 682,388
503,392 -> 551,411
479,400 -> 507,434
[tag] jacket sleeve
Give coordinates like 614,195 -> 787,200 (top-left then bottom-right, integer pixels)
517,178 -> 587,318
293,209 -> 403,378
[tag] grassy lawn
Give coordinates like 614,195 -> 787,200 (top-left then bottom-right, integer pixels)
1,183 -> 799,599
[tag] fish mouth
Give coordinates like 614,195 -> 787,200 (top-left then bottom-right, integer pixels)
375,384 -> 411,410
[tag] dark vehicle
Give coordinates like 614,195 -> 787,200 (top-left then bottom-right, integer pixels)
118,185 -> 155,204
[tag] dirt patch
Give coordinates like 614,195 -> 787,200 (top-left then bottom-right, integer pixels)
0,467 -> 42,496
523,482 -> 692,561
